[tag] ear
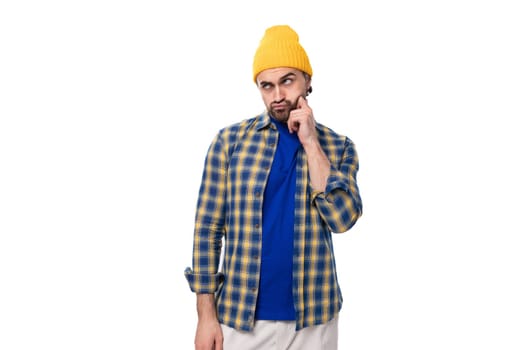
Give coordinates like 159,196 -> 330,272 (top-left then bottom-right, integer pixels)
306,86 -> 313,96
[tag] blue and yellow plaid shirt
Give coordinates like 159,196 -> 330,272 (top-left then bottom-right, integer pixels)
185,112 -> 362,331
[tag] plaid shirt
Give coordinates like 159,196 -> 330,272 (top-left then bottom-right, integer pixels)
184,112 -> 362,331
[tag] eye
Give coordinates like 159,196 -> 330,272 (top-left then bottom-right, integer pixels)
282,78 -> 293,85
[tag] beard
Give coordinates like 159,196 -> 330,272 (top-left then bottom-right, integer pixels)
269,98 -> 299,123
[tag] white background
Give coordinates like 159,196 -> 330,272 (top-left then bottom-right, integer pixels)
1,1 -> 524,349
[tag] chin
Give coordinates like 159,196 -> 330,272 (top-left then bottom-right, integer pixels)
270,109 -> 289,123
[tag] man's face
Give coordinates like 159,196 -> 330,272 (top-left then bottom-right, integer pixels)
256,67 -> 311,123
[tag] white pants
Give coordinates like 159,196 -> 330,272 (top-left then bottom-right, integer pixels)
220,316 -> 338,350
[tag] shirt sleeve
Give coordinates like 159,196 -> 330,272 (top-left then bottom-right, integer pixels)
311,138 -> 363,233
184,131 -> 228,293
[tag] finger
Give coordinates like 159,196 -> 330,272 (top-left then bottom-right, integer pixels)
287,115 -> 298,134
215,336 -> 224,350
296,95 -> 307,109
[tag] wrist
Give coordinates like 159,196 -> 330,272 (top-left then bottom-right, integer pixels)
196,293 -> 217,320
301,137 -> 321,153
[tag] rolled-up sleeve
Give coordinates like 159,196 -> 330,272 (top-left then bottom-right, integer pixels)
311,138 -> 362,233
184,268 -> 225,294
184,131 -> 228,293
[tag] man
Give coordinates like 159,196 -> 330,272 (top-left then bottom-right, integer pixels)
184,24 -> 362,350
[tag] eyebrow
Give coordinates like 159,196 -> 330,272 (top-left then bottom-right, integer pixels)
259,72 -> 297,86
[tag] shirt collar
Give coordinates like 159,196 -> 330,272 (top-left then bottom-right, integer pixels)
255,111 -> 273,131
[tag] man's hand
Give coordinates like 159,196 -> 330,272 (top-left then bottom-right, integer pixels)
288,95 -> 331,192
195,317 -> 223,350
287,95 -> 317,146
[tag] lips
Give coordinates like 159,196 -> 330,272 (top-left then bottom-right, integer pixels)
272,103 -> 288,111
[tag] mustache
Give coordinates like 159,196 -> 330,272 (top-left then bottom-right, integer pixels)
271,99 -> 295,109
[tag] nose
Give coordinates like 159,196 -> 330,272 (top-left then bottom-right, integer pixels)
272,86 -> 284,102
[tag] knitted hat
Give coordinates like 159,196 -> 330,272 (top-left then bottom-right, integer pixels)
252,25 -> 313,82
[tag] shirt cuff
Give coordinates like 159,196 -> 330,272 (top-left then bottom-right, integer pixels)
310,170 -> 350,205
184,267 -> 225,294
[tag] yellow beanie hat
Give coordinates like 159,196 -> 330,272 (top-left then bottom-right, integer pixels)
252,25 -> 313,82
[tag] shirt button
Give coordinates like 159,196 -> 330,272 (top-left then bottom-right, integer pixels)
251,287 -> 256,292
255,223 -> 260,228
255,191 -> 261,197
253,255 -> 259,260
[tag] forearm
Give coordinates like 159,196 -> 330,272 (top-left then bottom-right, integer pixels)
303,139 -> 331,192
197,293 -> 218,321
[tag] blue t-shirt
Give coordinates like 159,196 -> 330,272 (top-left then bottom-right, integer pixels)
255,118 -> 301,321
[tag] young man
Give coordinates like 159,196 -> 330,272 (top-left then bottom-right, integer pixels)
185,24 -> 363,350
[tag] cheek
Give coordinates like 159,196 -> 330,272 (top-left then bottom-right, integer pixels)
288,91 -> 302,104
260,92 -> 273,105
